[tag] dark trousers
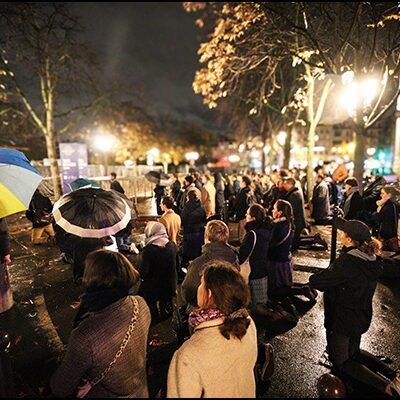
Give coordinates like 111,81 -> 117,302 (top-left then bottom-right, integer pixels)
327,331 -> 396,393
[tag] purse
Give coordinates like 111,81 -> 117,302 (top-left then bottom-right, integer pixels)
240,230 -> 257,284
76,297 -> 139,398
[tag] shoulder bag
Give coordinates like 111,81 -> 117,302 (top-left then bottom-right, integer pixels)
76,297 -> 139,398
239,230 -> 257,284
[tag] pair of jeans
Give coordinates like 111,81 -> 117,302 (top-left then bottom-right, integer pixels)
327,331 -> 396,393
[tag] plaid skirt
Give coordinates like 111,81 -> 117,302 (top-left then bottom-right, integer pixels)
249,276 -> 268,305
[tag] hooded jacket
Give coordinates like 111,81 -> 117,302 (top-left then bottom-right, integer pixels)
181,241 -> 239,307
309,247 -> 383,336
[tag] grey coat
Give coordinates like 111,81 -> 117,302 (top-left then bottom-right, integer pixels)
311,180 -> 331,221
51,296 -> 151,398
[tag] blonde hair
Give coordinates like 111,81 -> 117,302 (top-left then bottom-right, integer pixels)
205,220 -> 229,243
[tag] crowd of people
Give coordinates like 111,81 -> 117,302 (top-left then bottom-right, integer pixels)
2,165 -> 400,398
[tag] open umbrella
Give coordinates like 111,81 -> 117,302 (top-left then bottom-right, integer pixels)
145,171 -> 172,186
52,187 -> 131,238
69,178 -> 102,191
0,149 -> 42,218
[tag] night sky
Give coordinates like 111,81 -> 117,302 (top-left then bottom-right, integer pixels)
74,2 -> 215,125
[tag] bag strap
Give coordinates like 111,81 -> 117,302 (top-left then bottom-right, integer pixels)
276,228 -> 292,247
245,230 -> 257,262
90,297 -> 139,387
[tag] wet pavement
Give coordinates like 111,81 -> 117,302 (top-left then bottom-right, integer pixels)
1,197 -> 399,398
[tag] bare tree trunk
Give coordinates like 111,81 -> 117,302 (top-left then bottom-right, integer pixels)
259,117 -> 267,174
283,126 -> 292,169
353,126 -> 366,193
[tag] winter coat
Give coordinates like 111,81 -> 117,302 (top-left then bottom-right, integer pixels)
110,180 -> 125,194
311,180 -> 331,221
283,187 -> 306,236
181,199 -> 206,234
268,220 -> 294,262
139,241 -> 178,305
374,199 -> 399,239
0,219 -> 10,260
239,219 -> 273,280
159,210 -> 181,244
309,248 -> 382,336
181,242 -> 239,307
201,181 -> 216,218
214,173 -> 225,215
51,296 -> 151,398
167,317 -> 257,398
26,190 -> 53,228
233,186 -> 252,221
343,189 -> 363,220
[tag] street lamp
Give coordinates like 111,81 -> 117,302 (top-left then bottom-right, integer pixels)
94,134 -> 115,176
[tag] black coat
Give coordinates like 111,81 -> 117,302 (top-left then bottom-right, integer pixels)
343,190 -> 363,220
375,199 -> 399,239
233,186 -> 251,221
283,187 -> 306,235
110,180 -> 125,194
0,218 -> 10,260
139,241 -> 177,304
239,219 -> 273,280
181,199 -> 206,234
311,181 -> 330,221
268,220 -> 294,262
309,248 -> 382,336
26,190 -> 53,228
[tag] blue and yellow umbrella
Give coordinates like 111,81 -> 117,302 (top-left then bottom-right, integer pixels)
0,149 -> 43,218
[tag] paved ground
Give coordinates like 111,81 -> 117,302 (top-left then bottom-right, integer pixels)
1,197 -> 399,398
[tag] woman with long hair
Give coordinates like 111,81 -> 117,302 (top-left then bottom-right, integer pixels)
239,204 -> 273,307
167,260 -> 257,398
375,185 -> 399,251
267,199 -> 317,303
309,218 -> 400,397
51,250 -> 151,398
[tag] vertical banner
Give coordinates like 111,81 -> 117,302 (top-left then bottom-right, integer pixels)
59,143 -> 88,194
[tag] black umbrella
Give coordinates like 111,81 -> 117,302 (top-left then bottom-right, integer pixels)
52,188 -> 131,238
145,171 -> 172,186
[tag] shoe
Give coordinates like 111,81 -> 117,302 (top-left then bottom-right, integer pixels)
303,285 -> 317,302
259,343 -> 275,382
314,233 -> 328,250
390,374 -> 400,397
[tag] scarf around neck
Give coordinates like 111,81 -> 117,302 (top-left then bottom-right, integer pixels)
189,307 -> 225,329
74,287 -> 132,328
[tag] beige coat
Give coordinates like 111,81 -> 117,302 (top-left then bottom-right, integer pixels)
167,317 -> 257,398
51,296 -> 151,398
201,181 -> 216,218
159,210 -> 181,244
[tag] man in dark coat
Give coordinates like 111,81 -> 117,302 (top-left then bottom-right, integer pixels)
342,178 -> 363,221
282,178 -> 307,250
181,220 -> 239,309
110,172 -> 125,194
311,174 -> 331,225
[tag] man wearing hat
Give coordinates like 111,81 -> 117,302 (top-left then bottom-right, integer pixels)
308,218 -> 400,396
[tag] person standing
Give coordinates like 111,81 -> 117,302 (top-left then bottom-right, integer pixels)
201,174 -> 216,219
309,218 -> 400,397
167,260 -> 258,398
342,178 -> 363,220
310,174 -> 331,225
138,222 -> 178,322
374,185 -> 399,251
159,196 -> 182,245
110,172 -> 125,194
233,176 -> 255,240
51,250 -> 151,398
181,189 -> 206,265
0,219 -> 13,313
282,177 -> 307,250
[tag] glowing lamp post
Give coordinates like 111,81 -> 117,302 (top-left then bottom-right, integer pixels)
94,134 -> 115,176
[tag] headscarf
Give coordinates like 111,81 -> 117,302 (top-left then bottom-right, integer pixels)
144,221 -> 169,247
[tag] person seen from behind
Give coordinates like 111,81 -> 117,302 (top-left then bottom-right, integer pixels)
309,218 -> 400,397
167,260 -> 258,398
51,250 -> 150,398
